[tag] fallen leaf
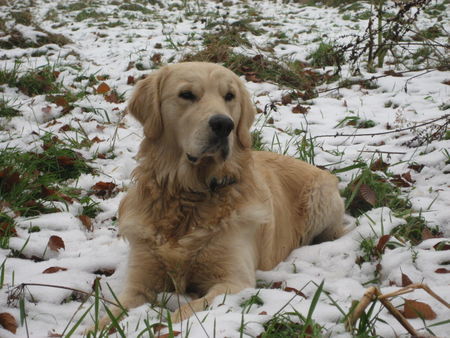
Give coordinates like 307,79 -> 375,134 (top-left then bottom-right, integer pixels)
376,234 -> 391,254
127,75 -> 135,85
151,53 -> 162,64
435,268 -> 450,274
104,91 -> 121,103
284,286 -> 307,298
271,281 -> 283,289
0,167 -> 20,193
281,93 -> 292,105
245,73 -> 262,83
390,174 -> 411,187
384,70 -> 403,77
433,241 -> 450,251
96,82 -> 111,94
258,311 -> 268,315
360,184 -> 377,206
47,235 -> 65,252
422,228 -> 436,240
0,221 -> 16,237
292,104 -> 310,114
408,163 -> 424,173
401,273 -> 413,287
403,299 -> 436,319
78,215 -> 93,231
153,323 -> 167,333
91,181 -> 117,198
370,158 -> 389,172
0,312 -> 17,333
58,124 -> 72,132
57,155 -> 76,166
401,172 -> 414,183
43,266 -> 67,274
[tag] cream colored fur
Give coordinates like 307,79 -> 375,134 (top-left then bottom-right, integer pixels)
93,62 -> 345,329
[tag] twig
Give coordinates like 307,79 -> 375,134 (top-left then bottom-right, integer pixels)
346,283 -> 449,337
318,67 -> 437,95
314,114 -> 449,139
359,150 -> 407,155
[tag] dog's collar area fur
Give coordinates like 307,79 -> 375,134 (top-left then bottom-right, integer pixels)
208,176 -> 237,192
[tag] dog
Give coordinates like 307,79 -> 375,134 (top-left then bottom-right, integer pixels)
94,62 -> 345,329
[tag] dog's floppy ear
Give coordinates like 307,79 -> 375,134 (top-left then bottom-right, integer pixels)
236,82 -> 256,149
127,69 -> 165,140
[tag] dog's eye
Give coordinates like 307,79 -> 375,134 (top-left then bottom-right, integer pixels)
224,92 -> 235,102
179,91 -> 196,101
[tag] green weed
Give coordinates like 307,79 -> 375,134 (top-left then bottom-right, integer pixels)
0,98 -> 20,118
307,42 -> 345,68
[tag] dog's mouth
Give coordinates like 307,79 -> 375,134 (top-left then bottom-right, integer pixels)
186,137 -> 229,165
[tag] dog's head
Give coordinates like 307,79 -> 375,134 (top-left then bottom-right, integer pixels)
128,62 -> 255,166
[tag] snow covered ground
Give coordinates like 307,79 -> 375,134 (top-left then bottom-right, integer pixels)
0,0 -> 449,337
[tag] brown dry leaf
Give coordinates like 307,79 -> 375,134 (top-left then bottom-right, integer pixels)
433,241 -> 450,251
127,75 -> 135,85
57,156 -> 76,166
435,268 -> 450,274
384,70 -> 403,77
48,235 -> 65,252
403,299 -> 436,319
281,93 -> 292,105
91,181 -> 117,198
258,311 -> 268,315
0,167 -> 20,193
271,281 -> 283,289
401,172 -> 414,183
58,124 -> 71,132
360,184 -> 377,206
104,91 -> 120,103
151,53 -> 162,64
153,323 -> 167,333
53,96 -> 69,107
292,104 -> 310,114
284,286 -> 307,298
0,312 -> 17,333
376,234 -> 391,254
48,332 -> 63,337
408,163 -> 424,173
245,73 -> 262,83
43,266 -> 67,274
370,158 -> 389,172
78,215 -> 93,231
390,174 -> 411,187
401,273 -> 413,287
91,136 -> 103,143
0,222 -> 16,237
96,82 -> 111,94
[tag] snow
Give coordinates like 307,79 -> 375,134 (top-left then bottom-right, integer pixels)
1,0 -> 449,337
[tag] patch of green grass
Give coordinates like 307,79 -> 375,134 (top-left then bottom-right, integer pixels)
15,66 -> 60,96
11,10 -> 33,25
57,1 -> 91,11
391,215 -> 441,245
343,167 -> 410,217
336,115 -> 376,129
339,78 -> 379,90
119,3 -> 153,14
0,133 -> 95,216
241,293 -> 264,313
424,3 -> 446,16
0,98 -> 20,118
75,10 -> 106,22
307,42 -> 345,68
261,281 -> 324,337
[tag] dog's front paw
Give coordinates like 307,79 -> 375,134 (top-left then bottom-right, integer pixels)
171,298 -> 209,323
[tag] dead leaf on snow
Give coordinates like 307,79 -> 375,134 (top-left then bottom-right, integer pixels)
376,234 -> 391,254
435,268 -> 450,274
292,104 -> 310,114
0,312 -> 17,333
43,266 -> 68,274
96,82 -> 111,94
47,235 -> 65,252
78,215 -> 93,231
401,273 -> 413,287
402,299 -> 436,319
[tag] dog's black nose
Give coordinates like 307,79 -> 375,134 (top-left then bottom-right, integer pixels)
209,114 -> 234,138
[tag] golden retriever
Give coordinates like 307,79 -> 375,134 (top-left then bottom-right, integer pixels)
95,62 -> 345,329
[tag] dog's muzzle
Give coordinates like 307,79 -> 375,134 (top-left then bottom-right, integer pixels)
186,115 -> 234,164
